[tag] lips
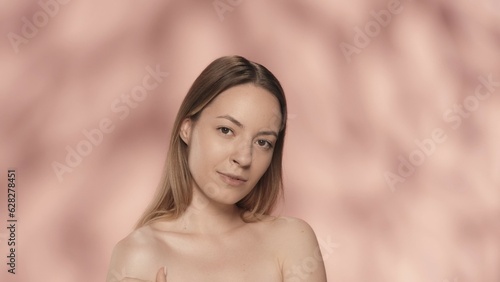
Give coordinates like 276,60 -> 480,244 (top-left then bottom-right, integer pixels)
218,172 -> 248,186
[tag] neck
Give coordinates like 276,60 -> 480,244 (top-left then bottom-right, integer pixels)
176,186 -> 244,235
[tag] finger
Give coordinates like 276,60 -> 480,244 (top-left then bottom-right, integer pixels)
156,266 -> 167,282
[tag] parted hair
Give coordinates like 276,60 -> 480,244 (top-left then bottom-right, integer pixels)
135,55 -> 287,228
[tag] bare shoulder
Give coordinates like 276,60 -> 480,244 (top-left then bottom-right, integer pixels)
272,216 -> 316,232
260,216 -> 327,282
258,216 -> 318,242
107,226 -> 163,281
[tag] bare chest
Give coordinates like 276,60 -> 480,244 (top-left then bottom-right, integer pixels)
157,233 -> 283,282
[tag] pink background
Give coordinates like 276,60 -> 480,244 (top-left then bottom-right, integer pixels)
1,0 -> 499,281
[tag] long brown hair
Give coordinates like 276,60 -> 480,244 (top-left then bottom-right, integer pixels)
136,55 -> 287,228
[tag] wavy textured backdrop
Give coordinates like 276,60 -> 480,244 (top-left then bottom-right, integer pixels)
0,0 -> 499,281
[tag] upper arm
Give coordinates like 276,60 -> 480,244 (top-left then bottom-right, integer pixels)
106,231 -> 160,282
275,217 -> 327,282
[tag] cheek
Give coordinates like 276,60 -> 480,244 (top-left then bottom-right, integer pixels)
253,153 -> 274,178
187,131 -> 224,173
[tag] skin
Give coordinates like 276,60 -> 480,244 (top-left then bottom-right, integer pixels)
107,84 -> 327,282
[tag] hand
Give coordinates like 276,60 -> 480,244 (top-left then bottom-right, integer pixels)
120,267 -> 167,282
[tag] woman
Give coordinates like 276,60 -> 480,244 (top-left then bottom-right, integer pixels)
107,55 -> 327,282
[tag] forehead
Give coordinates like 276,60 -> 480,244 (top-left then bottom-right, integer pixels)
201,84 -> 282,130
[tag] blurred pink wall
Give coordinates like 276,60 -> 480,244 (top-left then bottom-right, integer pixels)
1,0 -> 499,281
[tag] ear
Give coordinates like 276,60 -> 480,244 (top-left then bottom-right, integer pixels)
180,118 -> 193,145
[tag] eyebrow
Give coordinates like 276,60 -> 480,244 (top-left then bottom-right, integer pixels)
216,115 -> 279,138
217,115 -> 243,128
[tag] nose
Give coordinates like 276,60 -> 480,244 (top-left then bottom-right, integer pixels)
230,140 -> 252,168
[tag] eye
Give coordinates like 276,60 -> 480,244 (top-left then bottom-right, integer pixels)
218,127 -> 234,135
256,139 -> 273,149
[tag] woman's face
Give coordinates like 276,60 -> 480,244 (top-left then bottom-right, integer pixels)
180,83 -> 282,206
